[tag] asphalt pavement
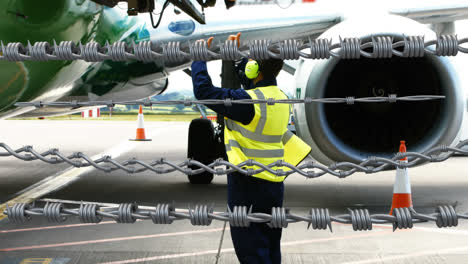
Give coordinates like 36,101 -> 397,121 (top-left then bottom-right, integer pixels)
1,120 -> 468,264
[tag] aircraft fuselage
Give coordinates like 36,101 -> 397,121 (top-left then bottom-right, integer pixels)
0,0 -> 168,118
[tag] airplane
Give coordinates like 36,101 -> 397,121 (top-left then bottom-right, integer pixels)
1,0 -> 467,184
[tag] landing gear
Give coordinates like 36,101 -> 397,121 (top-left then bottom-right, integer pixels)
187,60 -> 240,184
187,118 -> 216,184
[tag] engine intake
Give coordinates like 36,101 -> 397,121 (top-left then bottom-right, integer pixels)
294,15 -> 465,164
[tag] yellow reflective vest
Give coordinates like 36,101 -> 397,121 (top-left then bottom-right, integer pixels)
224,85 -> 311,182
282,130 -> 311,167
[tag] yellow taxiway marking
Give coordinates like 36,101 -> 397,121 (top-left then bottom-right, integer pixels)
0,129 -> 164,221
19,258 -> 53,264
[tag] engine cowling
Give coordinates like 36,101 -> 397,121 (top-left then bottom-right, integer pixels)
294,14 -> 465,165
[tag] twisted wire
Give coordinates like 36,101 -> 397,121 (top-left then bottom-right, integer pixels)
268,207 -> 289,228
306,38 -> 331,59
436,205 -> 458,228
13,94 -> 446,109
79,203 -> 102,223
401,35 -> 425,57
249,39 -> 271,60
278,39 -> 300,60
307,208 -> 332,231
163,42 -> 186,63
228,205 -> 251,227
189,204 -> 213,226
1,140 -> 466,178
371,36 -> 393,58
436,35 -> 459,56
2,42 -> 28,61
44,202 -> 66,223
221,39 -> 243,61
5,202 -> 468,231
339,37 -> 361,59
54,40 -> 79,60
28,41 -> 54,61
3,35 -> 467,62
151,203 -> 175,224
392,207 -> 414,230
80,42 -> 107,62
133,41 -> 157,62
189,40 -> 212,61
5,203 -> 31,223
348,208 -> 372,231
117,203 -> 137,223
108,41 -> 132,61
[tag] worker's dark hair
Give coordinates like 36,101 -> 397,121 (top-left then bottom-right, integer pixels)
258,59 -> 284,79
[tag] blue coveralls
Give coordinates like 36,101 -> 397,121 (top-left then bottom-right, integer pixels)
192,61 -> 284,264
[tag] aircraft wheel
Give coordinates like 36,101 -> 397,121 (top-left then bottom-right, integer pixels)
187,118 -> 215,184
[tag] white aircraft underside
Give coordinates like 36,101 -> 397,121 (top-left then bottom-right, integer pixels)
2,0 -> 468,165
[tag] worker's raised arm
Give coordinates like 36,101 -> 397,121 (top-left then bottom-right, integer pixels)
191,34 -> 254,125
191,60 -> 254,125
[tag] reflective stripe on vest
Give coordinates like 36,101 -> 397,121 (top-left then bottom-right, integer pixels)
282,130 -> 294,145
225,139 -> 284,158
225,121 -> 283,143
282,130 -> 312,167
225,90 -> 283,143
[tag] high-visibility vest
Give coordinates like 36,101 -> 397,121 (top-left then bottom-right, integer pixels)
224,85 -> 309,182
282,130 -> 312,167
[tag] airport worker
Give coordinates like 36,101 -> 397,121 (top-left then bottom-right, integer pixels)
191,33 -> 310,264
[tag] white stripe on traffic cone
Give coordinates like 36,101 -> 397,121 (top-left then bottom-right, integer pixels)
389,140 -> 412,215
130,105 -> 151,141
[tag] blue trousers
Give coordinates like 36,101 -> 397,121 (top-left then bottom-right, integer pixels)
227,173 -> 284,264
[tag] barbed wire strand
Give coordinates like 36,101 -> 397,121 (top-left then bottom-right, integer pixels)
13,95 -> 445,109
1,35 -> 468,63
4,202 -> 468,231
0,140 -> 466,178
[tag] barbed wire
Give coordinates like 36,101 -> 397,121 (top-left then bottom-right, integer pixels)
0,141 -> 466,178
1,35 -> 468,63
13,95 -> 445,109
4,202 -> 468,231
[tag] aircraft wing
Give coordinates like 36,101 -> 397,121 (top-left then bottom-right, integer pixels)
151,13 -> 341,55
5,0 -> 468,119
390,3 -> 468,24
153,1 -> 468,69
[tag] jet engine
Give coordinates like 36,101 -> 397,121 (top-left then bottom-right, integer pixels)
294,14 -> 465,165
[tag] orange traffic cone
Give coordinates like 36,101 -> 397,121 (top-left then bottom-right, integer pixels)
130,105 -> 151,141
389,140 -> 412,214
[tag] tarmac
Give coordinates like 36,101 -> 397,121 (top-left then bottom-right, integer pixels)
1,120 -> 468,264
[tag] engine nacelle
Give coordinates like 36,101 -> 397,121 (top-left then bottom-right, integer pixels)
294,15 -> 465,165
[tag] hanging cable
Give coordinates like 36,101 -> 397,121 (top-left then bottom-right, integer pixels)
275,0 -> 294,9
150,0 -> 170,29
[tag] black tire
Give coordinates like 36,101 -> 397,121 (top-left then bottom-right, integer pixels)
187,118 -> 215,184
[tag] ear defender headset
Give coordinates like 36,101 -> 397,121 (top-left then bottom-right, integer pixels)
245,60 -> 260,79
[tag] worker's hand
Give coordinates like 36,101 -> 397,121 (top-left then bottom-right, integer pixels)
195,37 -> 214,49
195,32 -> 240,49
227,32 -> 241,48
